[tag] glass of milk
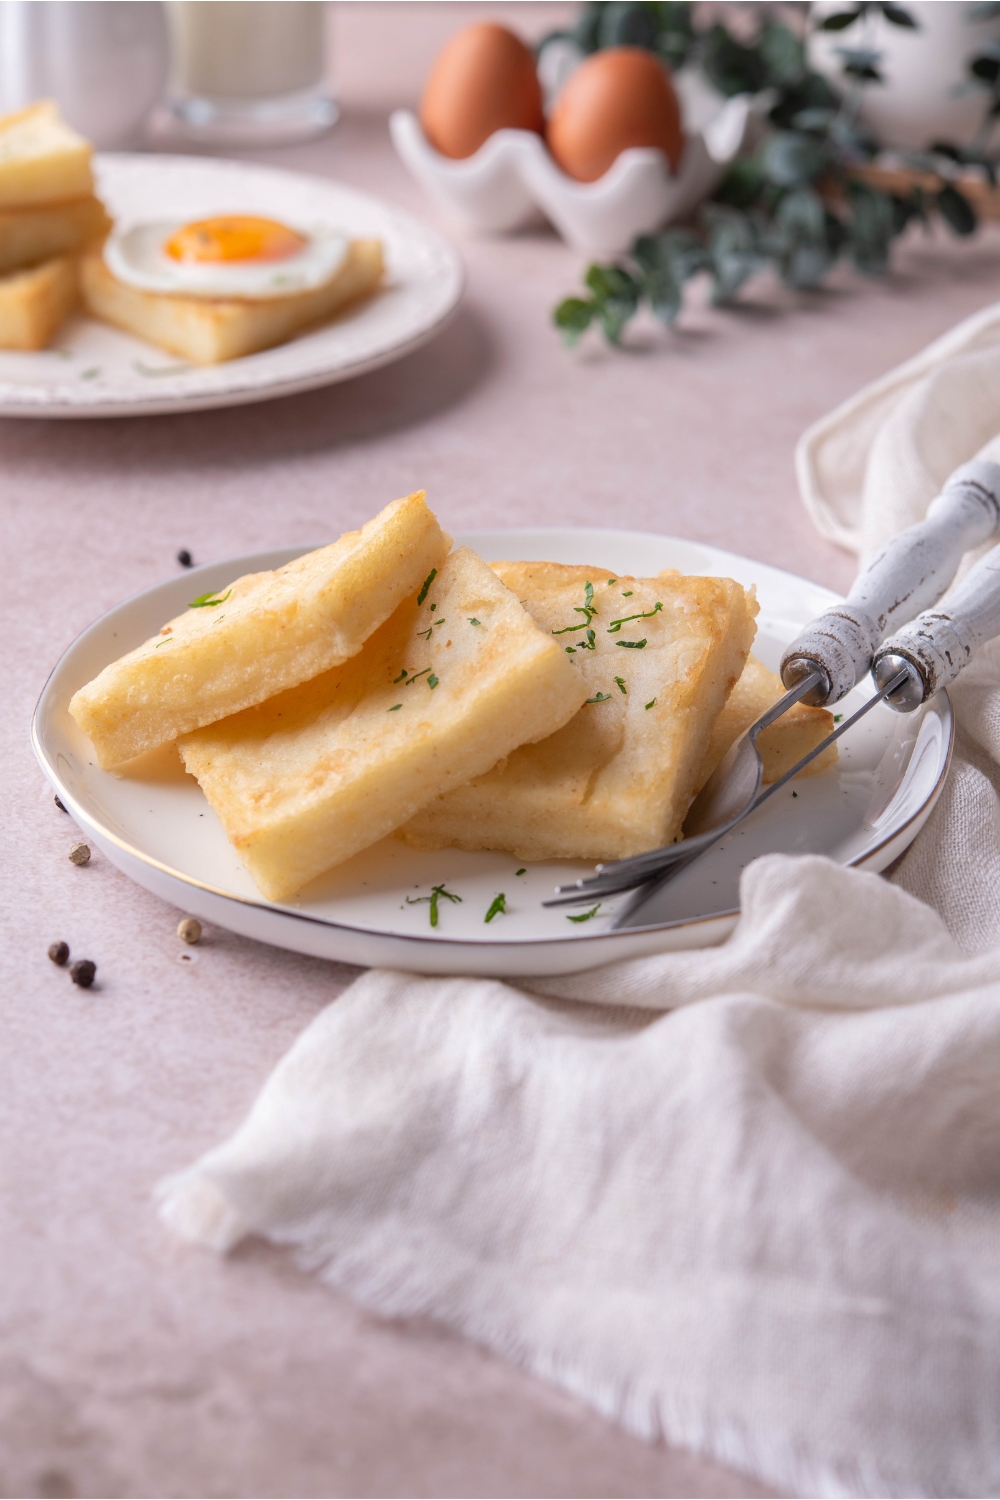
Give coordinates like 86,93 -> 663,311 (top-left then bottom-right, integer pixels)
166,1 -> 336,143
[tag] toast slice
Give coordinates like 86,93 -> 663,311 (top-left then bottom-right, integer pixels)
700,653 -> 837,790
401,562 -> 758,862
70,491 -> 450,768
0,253 -> 78,350
0,102 -> 94,209
178,547 -> 590,901
0,194 -> 111,276
80,238 -> 384,365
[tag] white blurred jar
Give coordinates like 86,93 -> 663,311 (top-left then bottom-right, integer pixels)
166,1 -> 336,144
810,1 -> 1000,150
0,0 -> 168,147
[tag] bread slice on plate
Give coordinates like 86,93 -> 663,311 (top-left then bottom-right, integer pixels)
401,562 -> 759,863
79,238 -> 384,365
70,491 -> 450,768
178,547 -> 590,902
0,101 -> 94,209
701,653 -> 837,787
0,253 -> 78,350
0,194 -> 111,276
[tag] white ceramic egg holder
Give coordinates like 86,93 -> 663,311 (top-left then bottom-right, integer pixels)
390,73 -> 754,257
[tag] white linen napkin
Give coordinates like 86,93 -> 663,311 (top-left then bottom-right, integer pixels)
159,308 -> 1000,1499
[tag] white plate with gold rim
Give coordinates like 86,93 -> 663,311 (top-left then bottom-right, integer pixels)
31,529 -> 953,977
0,154 -> 463,419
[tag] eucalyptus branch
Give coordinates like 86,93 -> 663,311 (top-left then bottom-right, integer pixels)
552,0 -> 988,347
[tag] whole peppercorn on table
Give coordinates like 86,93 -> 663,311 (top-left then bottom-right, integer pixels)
7,5 -> 1000,1495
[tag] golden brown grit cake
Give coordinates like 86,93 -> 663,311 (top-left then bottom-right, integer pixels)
701,653 -> 837,788
0,195 -> 110,276
178,547 -> 590,901
0,101 -> 94,209
401,561 -> 759,862
0,253 -> 78,350
79,238 -> 384,364
70,491 -> 450,767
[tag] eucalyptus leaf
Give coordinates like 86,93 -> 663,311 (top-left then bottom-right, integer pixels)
701,23 -> 769,96
782,242 -> 834,288
775,185 -> 826,237
572,1 -> 604,52
758,22 -> 805,87
598,0 -> 659,50
761,131 -> 827,186
553,297 -> 595,344
848,183 -> 895,272
793,106 -> 837,133
936,184 -> 978,236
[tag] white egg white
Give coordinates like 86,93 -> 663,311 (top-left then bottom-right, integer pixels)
104,220 -> 349,299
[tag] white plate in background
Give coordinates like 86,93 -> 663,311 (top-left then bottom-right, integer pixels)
32,530 -> 953,976
0,154 -> 463,419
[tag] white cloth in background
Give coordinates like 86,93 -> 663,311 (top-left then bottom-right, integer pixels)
159,312 -> 1000,1498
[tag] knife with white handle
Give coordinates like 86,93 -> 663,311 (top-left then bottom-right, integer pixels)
549,457 -> 1000,914
873,537 -> 1000,709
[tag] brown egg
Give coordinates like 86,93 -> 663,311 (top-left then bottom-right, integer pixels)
419,22 -> 545,160
546,48 -> 685,183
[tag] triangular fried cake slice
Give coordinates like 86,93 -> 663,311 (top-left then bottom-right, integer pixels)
178,548 -> 590,901
401,563 -> 759,863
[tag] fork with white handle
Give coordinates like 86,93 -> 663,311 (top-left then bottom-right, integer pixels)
546,457 -> 1000,912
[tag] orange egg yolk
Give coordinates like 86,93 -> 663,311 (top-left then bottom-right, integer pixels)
164,216 -> 307,265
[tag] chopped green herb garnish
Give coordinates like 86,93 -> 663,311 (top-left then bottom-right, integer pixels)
565,646 -> 576,653
430,603 -> 437,611
404,667 -> 431,686
188,589 -> 231,608
607,578 -> 616,585
622,590 -> 633,597
406,882 -> 462,928
388,704 -> 402,712
833,714 -> 843,723
484,893 -> 507,923
417,618 -> 447,641
552,581 -> 598,635
393,668 -> 409,684
616,638 -> 647,649
586,692 -> 611,704
515,868 -> 526,876
607,602 -> 662,633
577,628 -> 596,651
567,904 -> 601,923
427,674 -> 439,689
645,699 -> 656,710
614,676 -> 626,694
792,790 -> 798,797
154,637 -> 172,647
417,569 -> 437,605
468,617 -> 481,626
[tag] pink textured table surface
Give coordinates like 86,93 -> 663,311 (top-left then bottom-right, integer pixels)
7,6 -> 1000,1496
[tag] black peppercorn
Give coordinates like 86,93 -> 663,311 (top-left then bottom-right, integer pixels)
54,795 -> 67,813
48,941 -> 70,966
69,959 -> 96,988
177,549 -> 193,567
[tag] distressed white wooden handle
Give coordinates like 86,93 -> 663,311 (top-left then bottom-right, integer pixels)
780,458 -> 1000,705
873,540 -> 1000,708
